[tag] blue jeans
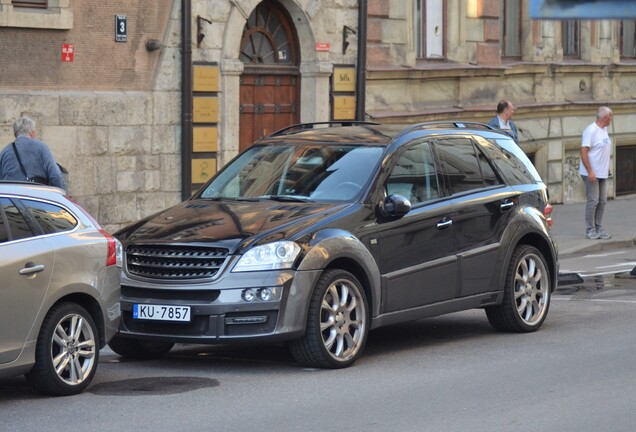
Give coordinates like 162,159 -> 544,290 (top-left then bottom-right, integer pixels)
581,175 -> 607,232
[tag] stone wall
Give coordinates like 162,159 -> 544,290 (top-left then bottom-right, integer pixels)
0,0 -> 182,233
365,1 -> 636,204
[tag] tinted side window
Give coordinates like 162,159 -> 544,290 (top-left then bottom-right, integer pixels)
386,141 -> 440,204
21,199 -> 78,234
477,145 -> 501,186
0,198 -> 34,241
436,138 -> 485,194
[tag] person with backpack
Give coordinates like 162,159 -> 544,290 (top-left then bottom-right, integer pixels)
0,115 -> 66,189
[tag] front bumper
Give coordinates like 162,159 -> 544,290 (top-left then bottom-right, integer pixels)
116,266 -> 322,344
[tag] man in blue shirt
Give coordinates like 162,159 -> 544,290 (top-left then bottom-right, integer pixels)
0,115 -> 66,190
487,100 -> 519,143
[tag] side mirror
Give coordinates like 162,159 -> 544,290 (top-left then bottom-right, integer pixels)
379,194 -> 411,218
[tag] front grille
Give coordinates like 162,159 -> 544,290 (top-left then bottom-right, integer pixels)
126,244 -> 229,280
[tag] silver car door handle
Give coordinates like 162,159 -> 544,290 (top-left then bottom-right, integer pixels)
19,264 -> 45,275
436,218 -> 453,230
500,201 -> 514,211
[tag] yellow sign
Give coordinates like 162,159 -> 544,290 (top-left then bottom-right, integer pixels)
193,97 -> 218,123
193,127 -> 218,152
333,67 -> 356,92
333,96 -> 356,120
192,158 -> 217,184
193,65 -> 219,92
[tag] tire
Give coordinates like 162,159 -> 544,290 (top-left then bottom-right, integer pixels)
108,334 -> 174,359
486,244 -> 551,332
289,269 -> 369,369
26,302 -> 99,396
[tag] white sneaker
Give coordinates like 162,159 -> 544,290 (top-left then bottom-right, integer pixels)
586,229 -> 600,240
597,229 -> 611,240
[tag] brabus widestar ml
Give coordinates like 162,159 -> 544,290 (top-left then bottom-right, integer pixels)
110,121 -> 558,368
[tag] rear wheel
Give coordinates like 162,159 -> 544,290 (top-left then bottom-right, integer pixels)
486,244 -> 551,332
289,269 -> 368,369
108,334 -> 174,359
26,302 -> 99,396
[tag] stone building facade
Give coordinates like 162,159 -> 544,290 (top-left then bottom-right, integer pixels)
1,0 -> 636,232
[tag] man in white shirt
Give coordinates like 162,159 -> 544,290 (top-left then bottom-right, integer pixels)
487,100 -> 519,143
579,106 -> 613,240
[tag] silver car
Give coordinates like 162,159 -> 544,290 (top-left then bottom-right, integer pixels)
0,182 -> 121,395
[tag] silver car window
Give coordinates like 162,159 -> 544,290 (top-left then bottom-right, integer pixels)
0,198 -> 34,241
21,199 -> 78,234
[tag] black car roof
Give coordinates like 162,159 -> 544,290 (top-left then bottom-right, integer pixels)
257,121 -> 512,147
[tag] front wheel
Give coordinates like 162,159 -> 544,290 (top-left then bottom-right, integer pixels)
289,269 -> 369,369
486,245 -> 551,332
108,334 -> 174,359
26,302 -> 99,396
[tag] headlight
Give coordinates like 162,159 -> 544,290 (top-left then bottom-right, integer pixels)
233,241 -> 301,272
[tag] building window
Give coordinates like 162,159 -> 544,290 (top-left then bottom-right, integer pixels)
621,21 -> 636,58
501,0 -> 521,58
414,0 -> 445,59
12,0 -> 47,8
562,20 -> 580,58
1,0 -> 72,29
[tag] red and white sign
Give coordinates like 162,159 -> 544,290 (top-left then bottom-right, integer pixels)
62,44 -> 74,62
315,42 -> 330,52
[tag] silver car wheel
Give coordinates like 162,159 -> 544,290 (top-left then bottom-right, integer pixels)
320,278 -> 366,362
514,252 -> 549,325
51,313 -> 97,386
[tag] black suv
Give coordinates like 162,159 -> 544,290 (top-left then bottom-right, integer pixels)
110,121 -> 558,368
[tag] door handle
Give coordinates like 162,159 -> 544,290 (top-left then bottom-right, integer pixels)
19,263 -> 45,276
436,218 -> 453,230
500,201 -> 514,212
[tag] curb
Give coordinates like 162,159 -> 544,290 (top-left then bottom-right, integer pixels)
557,238 -> 636,259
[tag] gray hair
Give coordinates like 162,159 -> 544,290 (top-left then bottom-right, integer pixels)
13,115 -> 36,138
597,106 -> 612,119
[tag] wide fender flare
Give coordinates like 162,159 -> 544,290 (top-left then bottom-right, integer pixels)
498,206 -> 558,291
297,229 -> 382,316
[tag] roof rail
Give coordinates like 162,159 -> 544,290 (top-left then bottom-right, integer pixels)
270,121 -> 381,137
397,121 -> 498,138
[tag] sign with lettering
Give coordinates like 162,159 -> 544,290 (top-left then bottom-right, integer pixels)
193,65 -> 219,92
193,127 -> 218,152
61,44 -> 74,62
333,67 -> 356,92
193,97 -> 219,123
333,96 -> 356,120
192,158 -> 217,184
315,42 -> 330,52
115,15 -> 127,42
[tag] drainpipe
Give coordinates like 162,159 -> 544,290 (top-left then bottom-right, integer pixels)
181,0 -> 193,200
355,0 -> 367,121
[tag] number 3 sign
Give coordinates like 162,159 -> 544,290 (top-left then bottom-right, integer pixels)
115,15 -> 127,42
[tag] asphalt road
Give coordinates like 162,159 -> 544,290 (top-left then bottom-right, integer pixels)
560,246 -> 636,277
2,277 -> 636,432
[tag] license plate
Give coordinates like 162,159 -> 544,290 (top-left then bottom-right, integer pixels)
133,304 -> 191,322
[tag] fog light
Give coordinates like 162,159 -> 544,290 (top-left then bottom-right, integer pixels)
242,289 -> 256,302
259,288 -> 273,301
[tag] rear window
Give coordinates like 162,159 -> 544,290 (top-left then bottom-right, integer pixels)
483,137 -> 543,185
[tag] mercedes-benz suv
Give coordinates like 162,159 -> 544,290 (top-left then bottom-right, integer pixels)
110,121 -> 558,368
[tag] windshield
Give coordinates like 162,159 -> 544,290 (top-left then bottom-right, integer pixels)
199,144 -> 385,201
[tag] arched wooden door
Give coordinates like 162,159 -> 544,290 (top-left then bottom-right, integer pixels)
239,1 -> 300,152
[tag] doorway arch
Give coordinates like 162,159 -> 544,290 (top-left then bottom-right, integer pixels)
239,0 -> 301,152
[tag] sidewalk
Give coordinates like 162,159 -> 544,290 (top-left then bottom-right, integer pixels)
550,193 -> 636,259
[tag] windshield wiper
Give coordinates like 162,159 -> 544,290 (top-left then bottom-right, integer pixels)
257,195 -> 314,202
200,196 -> 260,202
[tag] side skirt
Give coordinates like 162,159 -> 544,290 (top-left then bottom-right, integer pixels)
370,291 -> 503,330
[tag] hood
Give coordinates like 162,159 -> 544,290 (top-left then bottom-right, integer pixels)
116,199 -> 347,251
